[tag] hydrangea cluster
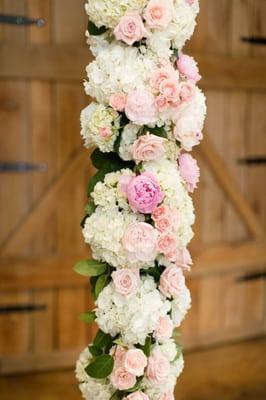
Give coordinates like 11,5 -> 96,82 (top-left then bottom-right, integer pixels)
75,1 -> 206,399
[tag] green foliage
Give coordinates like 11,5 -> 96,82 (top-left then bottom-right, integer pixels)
95,274 -> 110,299
139,335 -> 152,357
87,20 -> 108,36
74,259 -> 107,277
142,264 -> 165,283
85,199 -> 96,216
93,330 -> 114,350
85,354 -> 114,379
89,345 -> 103,357
143,125 -> 168,138
79,311 -> 96,323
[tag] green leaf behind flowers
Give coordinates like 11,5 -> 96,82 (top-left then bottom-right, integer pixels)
79,311 -> 96,323
74,259 -> 107,277
95,274 -> 110,299
85,354 -> 114,379
143,125 -> 168,138
87,20 -> 108,36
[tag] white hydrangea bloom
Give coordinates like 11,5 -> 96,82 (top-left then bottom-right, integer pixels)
80,103 -> 121,152
119,124 -> 140,161
86,31 -> 111,57
96,276 -> 171,345
171,285 -> 191,327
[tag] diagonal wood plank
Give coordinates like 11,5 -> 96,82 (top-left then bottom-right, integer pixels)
196,134 -> 265,240
0,148 -> 89,255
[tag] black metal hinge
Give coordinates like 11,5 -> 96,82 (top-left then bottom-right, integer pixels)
0,14 -> 45,27
0,304 -> 47,314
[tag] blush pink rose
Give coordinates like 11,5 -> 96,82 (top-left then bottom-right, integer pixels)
159,79 -> 180,107
158,234 -> 178,261
125,392 -> 150,400
112,269 -> 140,297
144,0 -> 172,28
150,65 -> 177,92
110,367 -> 136,390
154,315 -> 173,342
177,54 -> 201,83
146,352 -> 170,383
114,13 -> 147,46
122,222 -> 158,263
178,81 -> 195,104
179,153 -> 200,192
110,93 -> 127,111
160,392 -> 175,400
175,248 -> 193,271
124,349 -> 147,376
125,90 -> 157,125
152,205 -> 179,233
131,133 -> 165,163
155,95 -> 168,111
159,266 -> 185,298
99,127 -> 112,138
111,345 -> 127,367
125,173 -> 164,214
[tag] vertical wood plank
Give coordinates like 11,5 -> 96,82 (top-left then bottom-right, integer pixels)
32,289 -> 55,353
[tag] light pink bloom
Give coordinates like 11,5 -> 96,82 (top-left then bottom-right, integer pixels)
159,79 -> 180,107
131,133 -> 165,163
125,392 -> 150,400
175,248 -> 193,271
159,266 -> 185,298
124,349 -> 147,376
152,205 -> 179,233
177,54 -> 201,83
114,13 -> 147,46
150,65 -> 177,92
174,129 -> 203,151
112,269 -> 140,297
110,93 -> 127,112
155,95 -> 168,111
154,315 -> 173,342
178,81 -> 195,104
159,392 -> 175,400
185,0 -> 195,6
99,127 -> 112,138
144,0 -> 172,28
110,345 -> 127,367
125,90 -> 157,125
179,153 -> 200,192
158,234 -> 178,261
124,173 -> 164,214
110,366 -> 136,390
147,352 -> 170,383
122,222 -> 158,263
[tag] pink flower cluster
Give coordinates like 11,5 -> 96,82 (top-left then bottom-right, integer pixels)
131,133 -> 165,164
179,153 -> 200,192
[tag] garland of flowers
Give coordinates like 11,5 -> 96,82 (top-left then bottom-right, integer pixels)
75,1 -> 206,400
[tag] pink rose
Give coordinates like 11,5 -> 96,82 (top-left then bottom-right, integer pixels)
112,269 -> 140,297
144,0 -> 172,28
125,90 -> 157,125
159,79 -> 180,107
99,127 -> 112,138
179,153 -> 200,192
175,248 -> 193,271
177,54 -> 201,83
150,65 -> 177,92
154,315 -> 173,342
152,205 -> 179,233
124,173 -> 164,214
160,392 -> 175,400
111,345 -> 127,367
110,367 -> 136,390
155,95 -> 168,111
158,234 -> 178,261
159,266 -> 185,298
178,81 -> 195,104
131,133 -> 165,163
122,222 -> 158,263
124,349 -> 147,376
125,392 -> 150,400
110,93 -> 127,112
146,352 -> 170,383
114,13 -> 147,46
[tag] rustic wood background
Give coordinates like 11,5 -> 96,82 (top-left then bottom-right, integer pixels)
0,0 -> 265,374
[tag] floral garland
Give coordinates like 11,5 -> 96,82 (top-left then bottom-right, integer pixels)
75,1 -> 206,400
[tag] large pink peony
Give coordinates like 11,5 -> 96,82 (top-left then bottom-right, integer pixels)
125,90 -> 157,125
114,13 -> 147,46
144,0 -> 172,28
112,269 -> 140,297
131,133 -> 165,163
124,349 -> 147,376
122,222 -> 158,263
146,351 -> 170,383
177,54 -> 201,83
125,392 -> 150,400
110,366 -> 136,390
159,266 -> 185,298
153,315 -> 173,342
179,153 -> 200,192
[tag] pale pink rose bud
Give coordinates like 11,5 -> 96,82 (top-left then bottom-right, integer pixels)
131,133 -> 165,164
175,248 -> 193,271
159,79 -> 180,107
125,392 -> 150,400
112,269 -> 140,297
179,153 -> 200,192
99,127 -> 112,138
122,222 -> 158,264
154,315 -> 173,342
125,173 -> 164,214
160,392 -> 175,400
177,54 -> 201,83
144,0 -> 172,28
110,366 -> 137,390
110,345 -> 127,367
178,81 -> 195,104
114,13 -> 147,46
158,234 -> 178,261
124,349 -> 147,376
159,266 -> 185,298
110,93 -> 127,112
147,351 -> 170,383
125,90 -> 157,125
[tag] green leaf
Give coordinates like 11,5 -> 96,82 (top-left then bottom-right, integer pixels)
93,330 -> 114,350
172,330 -> 182,338
95,274 -> 110,299
109,391 -> 122,400
80,214 -> 88,228
74,259 -> 107,277
89,345 -> 103,356
85,355 -> 114,379
141,335 -> 152,357
87,20 -> 108,36
79,311 -> 96,323
113,338 -> 126,347
144,125 -> 168,138
144,265 -> 164,283
85,199 -> 96,216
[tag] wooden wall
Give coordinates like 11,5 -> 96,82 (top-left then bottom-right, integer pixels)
0,0 -> 265,373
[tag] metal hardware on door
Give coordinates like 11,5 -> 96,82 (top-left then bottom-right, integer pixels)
241,37 -> 266,45
236,271 -> 266,283
238,156 -> 266,165
0,304 -> 47,314
0,162 -> 48,173
0,14 -> 45,27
